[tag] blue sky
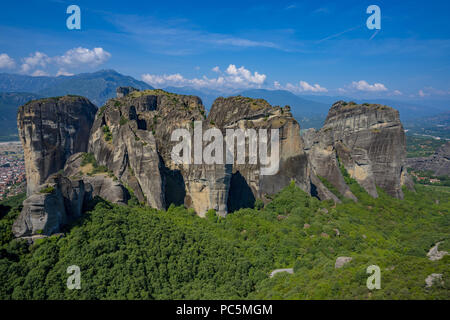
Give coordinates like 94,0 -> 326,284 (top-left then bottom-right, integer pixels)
0,0 -> 449,99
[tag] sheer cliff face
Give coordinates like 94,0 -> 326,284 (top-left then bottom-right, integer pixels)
17,96 -> 97,196
15,90 -> 414,237
304,101 -> 411,199
87,90 -> 225,214
208,97 -> 310,209
88,92 -> 310,216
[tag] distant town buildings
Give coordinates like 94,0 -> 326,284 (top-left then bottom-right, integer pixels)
409,171 -> 441,184
0,142 -> 26,200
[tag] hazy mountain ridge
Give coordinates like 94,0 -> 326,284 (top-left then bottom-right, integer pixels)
0,70 -> 153,106
0,70 -> 448,141
161,87 -> 449,128
0,70 -> 154,141
0,92 -> 42,139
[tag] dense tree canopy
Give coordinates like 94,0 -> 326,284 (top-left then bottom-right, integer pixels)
0,181 -> 448,300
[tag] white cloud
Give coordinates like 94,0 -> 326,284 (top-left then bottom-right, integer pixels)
142,73 -> 187,86
299,80 -> 328,92
312,7 -> 331,15
110,14 -> 280,55
284,80 -> 328,93
285,4 -> 298,10
31,70 -> 49,77
225,64 -> 266,85
392,90 -> 402,96
0,53 -> 15,69
19,47 -> 111,75
56,69 -> 74,77
350,80 -> 388,92
142,64 -> 266,91
418,89 -> 428,97
56,47 -> 111,67
21,52 -> 50,73
212,66 -> 220,73
273,81 -> 281,89
418,87 -> 450,97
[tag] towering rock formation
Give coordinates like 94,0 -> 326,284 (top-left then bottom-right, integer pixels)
88,89 -> 224,214
13,89 -> 414,238
406,141 -> 450,176
208,96 -> 310,210
88,91 -> 311,216
18,95 -> 97,196
304,101 -> 412,199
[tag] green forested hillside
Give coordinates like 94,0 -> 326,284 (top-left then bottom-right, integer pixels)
0,182 -> 448,300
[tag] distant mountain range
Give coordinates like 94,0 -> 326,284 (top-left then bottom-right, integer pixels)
0,69 -> 153,106
0,70 -> 153,141
0,92 -> 42,139
0,69 -> 448,141
162,87 -> 449,124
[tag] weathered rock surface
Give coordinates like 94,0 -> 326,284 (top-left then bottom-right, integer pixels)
303,128 -> 356,201
425,273 -> 443,288
426,241 -> 449,261
269,268 -> 294,278
335,256 -> 352,269
88,92 -> 313,216
14,89 -> 415,233
208,97 -> 310,209
12,152 -> 130,238
304,101 -> 412,200
12,174 -> 85,237
63,153 -> 130,205
116,86 -> 138,98
18,95 -> 97,196
406,141 -> 450,176
88,89 -> 227,215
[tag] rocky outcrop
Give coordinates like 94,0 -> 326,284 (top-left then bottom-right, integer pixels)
12,174 -> 85,237
14,89 -> 414,236
303,128 -> 357,201
12,153 -> 130,238
88,89 -> 224,215
208,97 -> 310,209
427,242 -> 449,261
304,101 -> 412,199
88,92 -> 312,216
18,95 -> 97,196
63,153 -> 130,205
269,268 -> 294,278
406,141 -> 450,176
425,273 -> 443,288
116,86 -> 138,98
335,256 -> 352,269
